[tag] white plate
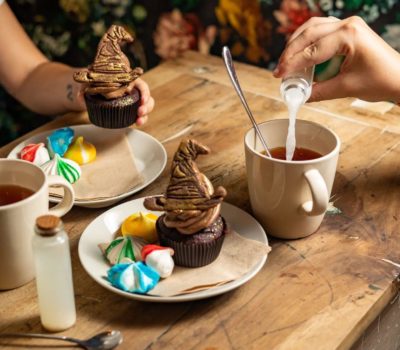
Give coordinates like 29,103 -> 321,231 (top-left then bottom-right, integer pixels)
7,125 -> 167,208
78,198 -> 269,302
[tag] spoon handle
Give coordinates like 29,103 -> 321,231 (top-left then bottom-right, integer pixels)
0,333 -> 82,346
222,46 -> 271,157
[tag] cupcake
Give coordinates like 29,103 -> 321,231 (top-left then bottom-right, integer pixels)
144,139 -> 228,267
73,25 -> 143,128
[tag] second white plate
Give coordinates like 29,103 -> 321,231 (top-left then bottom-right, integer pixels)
78,198 -> 269,302
7,125 -> 167,208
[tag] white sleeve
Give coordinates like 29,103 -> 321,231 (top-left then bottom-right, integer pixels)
0,0 -> 4,6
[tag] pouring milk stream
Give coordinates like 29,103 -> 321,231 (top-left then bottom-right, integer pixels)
280,66 -> 315,160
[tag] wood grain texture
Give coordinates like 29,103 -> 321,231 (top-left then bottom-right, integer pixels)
1,51 -> 400,350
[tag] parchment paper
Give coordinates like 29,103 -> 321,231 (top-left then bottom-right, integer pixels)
148,231 -> 271,297
50,131 -> 143,200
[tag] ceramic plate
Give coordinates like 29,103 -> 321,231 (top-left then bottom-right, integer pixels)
7,125 -> 167,208
78,198 -> 269,303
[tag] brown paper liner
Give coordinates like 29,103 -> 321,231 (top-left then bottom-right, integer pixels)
157,217 -> 227,268
85,88 -> 140,129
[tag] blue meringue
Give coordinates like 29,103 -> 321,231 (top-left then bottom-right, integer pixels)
46,127 -> 74,157
107,261 -> 160,294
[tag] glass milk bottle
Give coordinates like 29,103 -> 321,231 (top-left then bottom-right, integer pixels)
32,215 -> 76,331
280,65 -> 315,104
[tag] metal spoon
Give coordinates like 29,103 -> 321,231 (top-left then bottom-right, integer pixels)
222,46 -> 271,157
0,330 -> 123,350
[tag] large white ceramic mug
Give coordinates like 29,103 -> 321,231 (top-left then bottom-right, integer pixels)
244,119 -> 340,239
0,159 -> 75,289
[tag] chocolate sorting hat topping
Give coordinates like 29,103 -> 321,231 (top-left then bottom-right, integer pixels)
74,25 -> 143,98
144,140 -> 227,234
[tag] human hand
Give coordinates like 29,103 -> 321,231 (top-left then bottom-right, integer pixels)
127,78 -> 155,126
77,78 -> 155,126
273,16 -> 400,103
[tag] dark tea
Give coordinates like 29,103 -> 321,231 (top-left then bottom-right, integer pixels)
0,185 -> 34,206
262,147 -> 322,161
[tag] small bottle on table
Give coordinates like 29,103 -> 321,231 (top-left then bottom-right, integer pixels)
32,215 -> 76,331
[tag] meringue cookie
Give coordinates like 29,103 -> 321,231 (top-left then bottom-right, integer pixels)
41,154 -> 81,184
107,261 -> 160,294
46,127 -> 74,157
20,143 -> 50,166
64,136 -> 96,165
98,236 -> 147,265
121,212 -> 158,243
141,245 -> 174,278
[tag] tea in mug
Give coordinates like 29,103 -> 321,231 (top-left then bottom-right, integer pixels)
0,185 -> 34,206
262,147 -> 322,161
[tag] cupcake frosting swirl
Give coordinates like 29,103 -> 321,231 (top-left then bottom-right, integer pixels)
73,25 -> 143,100
144,139 -> 227,234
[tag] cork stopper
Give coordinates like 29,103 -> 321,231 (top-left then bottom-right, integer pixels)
35,215 -> 63,236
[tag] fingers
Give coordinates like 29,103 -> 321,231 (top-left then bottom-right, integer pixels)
276,30 -> 352,78
308,75 -> 350,102
287,16 -> 340,45
128,78 -> 150,104
126,78 -> 154,126
282,20 -> 342,64
138,96 -> 155,118
136,115 -> 148,127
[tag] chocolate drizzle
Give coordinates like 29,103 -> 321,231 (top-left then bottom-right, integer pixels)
74,25 -> 143,99
144,140 -> 227,235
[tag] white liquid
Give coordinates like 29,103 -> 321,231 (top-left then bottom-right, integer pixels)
32,232 -> 76,331
284,87 -> 305,161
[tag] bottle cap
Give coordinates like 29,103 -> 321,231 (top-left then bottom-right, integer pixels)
35,215 -> 63,236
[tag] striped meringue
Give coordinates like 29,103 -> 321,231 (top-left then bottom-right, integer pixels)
64,136 -> 96,165
46,127 -> 74,157
98,236 -> 147,265
41,154 -> 81,184
107,261 -> 160,294
20,143 -> 50,166
142,245 -> 174,278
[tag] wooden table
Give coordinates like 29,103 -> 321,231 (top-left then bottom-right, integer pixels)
1,51 -> 400,350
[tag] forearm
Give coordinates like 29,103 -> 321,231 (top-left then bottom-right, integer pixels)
12,61 -> 84,115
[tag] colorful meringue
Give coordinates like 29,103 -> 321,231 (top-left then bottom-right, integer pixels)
20,143 -> 50,166
46,127 -> 74,157
142,245 -> 174,278
121,212 -> 158,243
41,154 -> 81,184
64,136 -> 96,165
98,236 -> 147,265
107,261 -> 160,294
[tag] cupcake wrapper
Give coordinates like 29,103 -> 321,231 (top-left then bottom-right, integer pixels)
159,232 -> 225,268
85,90 -> 140,129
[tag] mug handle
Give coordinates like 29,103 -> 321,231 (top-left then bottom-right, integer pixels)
301,169 -> 329,216
47,175 -> 75,217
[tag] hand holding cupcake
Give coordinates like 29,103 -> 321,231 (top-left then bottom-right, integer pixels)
74,25 -> 154,128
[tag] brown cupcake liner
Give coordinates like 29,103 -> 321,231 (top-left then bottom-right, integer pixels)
159,232 -> 225,268
84,90 -> 140,129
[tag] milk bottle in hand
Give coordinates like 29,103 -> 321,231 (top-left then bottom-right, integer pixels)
280,66 -> 315,161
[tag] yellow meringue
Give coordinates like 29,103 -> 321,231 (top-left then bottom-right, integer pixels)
121,212 -> 158,243
64,136 -> 96,165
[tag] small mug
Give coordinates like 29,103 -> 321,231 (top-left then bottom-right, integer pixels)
244,119 -> 340,239
0,159 -> 75,289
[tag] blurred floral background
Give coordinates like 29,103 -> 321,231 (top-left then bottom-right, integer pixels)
1,0 -> 400,146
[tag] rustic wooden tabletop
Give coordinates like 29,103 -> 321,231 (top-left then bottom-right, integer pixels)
1,51 -> 400,350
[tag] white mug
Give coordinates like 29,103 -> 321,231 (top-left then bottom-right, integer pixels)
244,119 -> 340,239
0,159 -> 75,289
